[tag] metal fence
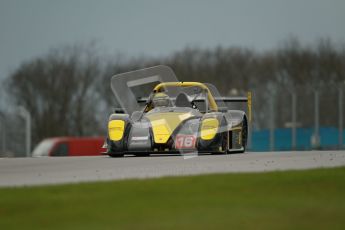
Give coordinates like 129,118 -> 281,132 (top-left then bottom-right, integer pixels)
249,83 -> 344,151
0,107 -> 30,157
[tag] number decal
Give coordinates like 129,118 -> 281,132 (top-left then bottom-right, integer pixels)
175,135 -> 196,149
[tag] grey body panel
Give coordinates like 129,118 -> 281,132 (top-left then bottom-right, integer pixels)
127,121 -> 152,151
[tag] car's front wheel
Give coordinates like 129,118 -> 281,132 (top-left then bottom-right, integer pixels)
108,152 -> 124,158
240,117 -> 248,153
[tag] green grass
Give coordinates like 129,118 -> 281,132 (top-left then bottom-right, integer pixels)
1,167 -> 345,230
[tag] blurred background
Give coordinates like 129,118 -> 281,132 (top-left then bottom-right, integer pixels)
0,0 -> 344,157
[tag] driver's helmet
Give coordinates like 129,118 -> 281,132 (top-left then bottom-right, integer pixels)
152,92 -> 172,107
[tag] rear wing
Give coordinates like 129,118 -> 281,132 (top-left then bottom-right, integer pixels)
218,92 -> 252,122
137,92 -> 252,122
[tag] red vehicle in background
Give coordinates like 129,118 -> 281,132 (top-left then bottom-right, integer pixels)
32,137 -> 106,157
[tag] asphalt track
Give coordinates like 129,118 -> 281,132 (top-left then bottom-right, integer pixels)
1,151 -> 345,187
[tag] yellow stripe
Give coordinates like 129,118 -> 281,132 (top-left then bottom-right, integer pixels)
147,112 -> 193,144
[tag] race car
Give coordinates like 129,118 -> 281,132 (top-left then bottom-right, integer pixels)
105,65 -> 251,157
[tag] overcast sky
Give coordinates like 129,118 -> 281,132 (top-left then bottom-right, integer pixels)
0,0 -> 345,79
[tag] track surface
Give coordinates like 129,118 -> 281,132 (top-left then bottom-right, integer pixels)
1,151 -> 345,187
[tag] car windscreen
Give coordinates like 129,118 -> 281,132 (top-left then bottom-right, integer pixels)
32,139 -> 55,157
160,84 -> 227,112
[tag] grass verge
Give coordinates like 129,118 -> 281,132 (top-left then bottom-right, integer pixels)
1,167 -> 345,230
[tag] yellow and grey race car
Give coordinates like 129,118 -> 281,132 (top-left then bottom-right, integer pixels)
106,65 -> 251,157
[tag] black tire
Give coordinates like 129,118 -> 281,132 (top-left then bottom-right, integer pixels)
239,117 -> 248,153
134,153 -> 150,157
223,130 -> 230,154
108,152 -> 124,158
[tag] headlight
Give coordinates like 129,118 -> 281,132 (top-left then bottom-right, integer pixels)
200,118 -> 219,140
108,120 -> 125,141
